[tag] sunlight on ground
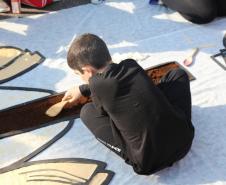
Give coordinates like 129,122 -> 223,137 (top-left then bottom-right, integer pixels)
106,2 -> 135,14
108,40 -> 137,49
153,12 -> 189,23
112,51 -> 151,64
27,11 -> 57,20
0,21 -> 28,36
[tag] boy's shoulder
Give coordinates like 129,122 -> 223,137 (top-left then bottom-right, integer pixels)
120,58 -> 144,72
89,58 -> 140,90
120,58 -> 138,65
89,74 -> 118,98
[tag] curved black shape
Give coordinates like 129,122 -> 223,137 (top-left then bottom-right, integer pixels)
0,46 -> 45,84
223,33 -> 226,48
0,53 -> 24,70
0,121 -> 74,173
0,46 -> 27,70
0,86 -> 75,174
0,86 -> 56,138
0,158 -> 114,185
0,85 -> 55,94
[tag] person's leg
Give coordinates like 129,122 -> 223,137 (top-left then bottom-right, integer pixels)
157,68 -> 191,121
217,0 -> 226,16
80,102 -> 123,157
161,0 -> 217,24
0,0 -> 10,13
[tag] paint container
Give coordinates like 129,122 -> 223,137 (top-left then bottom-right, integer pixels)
11,0 -> 21,14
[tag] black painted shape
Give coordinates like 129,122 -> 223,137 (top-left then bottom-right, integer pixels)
211,50 -> 226,70
223,33 -> 226,48
0,46 -> 45,84
0,158 -> 115,185
0,86 -> 55,138
0,86 -> 75,174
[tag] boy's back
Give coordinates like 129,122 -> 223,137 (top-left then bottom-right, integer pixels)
81,59 -> 194,174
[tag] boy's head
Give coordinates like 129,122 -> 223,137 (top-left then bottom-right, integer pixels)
67,33 -> 112,83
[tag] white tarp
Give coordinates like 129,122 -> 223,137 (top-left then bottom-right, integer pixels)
1,0 -> 226,184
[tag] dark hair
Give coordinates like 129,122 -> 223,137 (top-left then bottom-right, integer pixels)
67,33 -> 112,73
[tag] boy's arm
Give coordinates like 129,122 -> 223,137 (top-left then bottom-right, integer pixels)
62,84 -> 90,108
89,76 -> 118,112
79,84 -> 91,97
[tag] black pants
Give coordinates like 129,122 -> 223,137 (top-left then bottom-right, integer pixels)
80,68 -> 191,158
161,0 -> 226,24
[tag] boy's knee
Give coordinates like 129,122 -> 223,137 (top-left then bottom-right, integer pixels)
80,103 -> 93,122
186,9 -> 217,24
170,68 -> 189,82
176,68 -> 188,77
174,68 -> 186,75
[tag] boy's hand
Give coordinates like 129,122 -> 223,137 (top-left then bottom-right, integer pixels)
62,86 -> 82,108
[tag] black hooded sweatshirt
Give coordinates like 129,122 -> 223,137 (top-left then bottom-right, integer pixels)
79,59 -> 194,175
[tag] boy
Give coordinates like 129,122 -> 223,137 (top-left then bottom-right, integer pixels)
63,33 -> 194,175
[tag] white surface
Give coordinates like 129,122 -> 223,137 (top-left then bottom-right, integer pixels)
0,89 -> 48,110
0,0 -> 226,184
